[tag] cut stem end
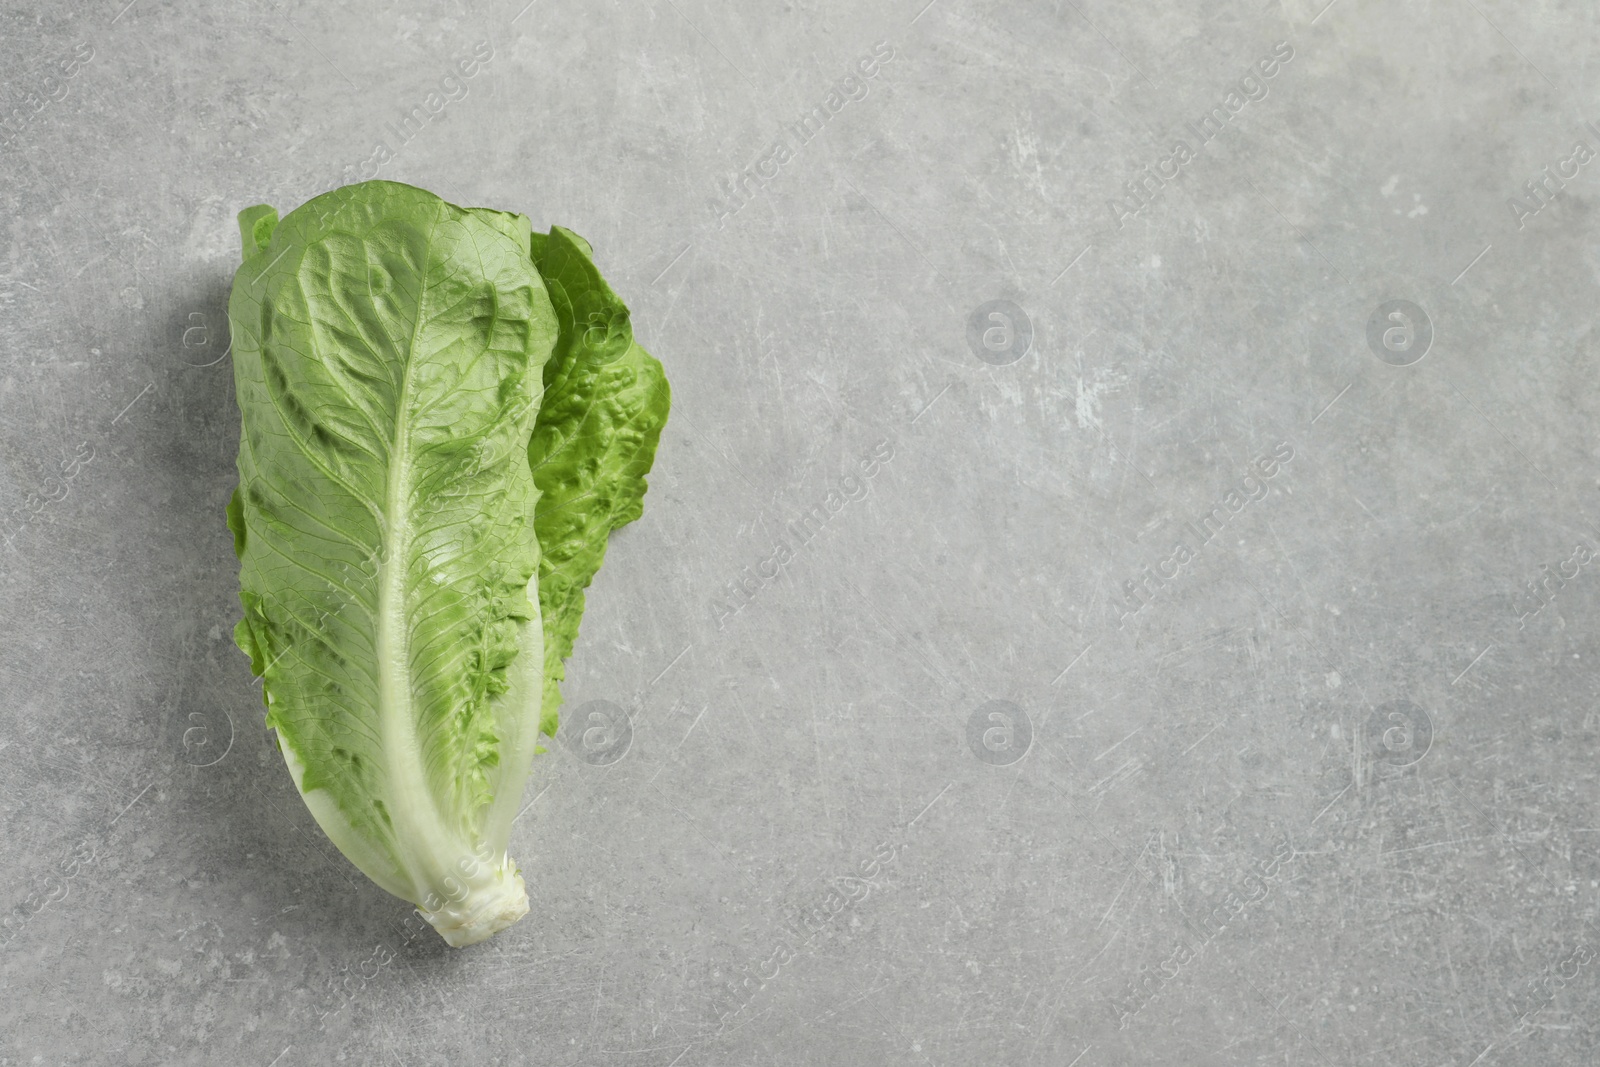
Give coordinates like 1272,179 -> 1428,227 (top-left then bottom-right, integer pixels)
419,864 -> 530,948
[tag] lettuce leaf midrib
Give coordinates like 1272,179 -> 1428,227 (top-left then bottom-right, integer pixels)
371,202 -> 477,862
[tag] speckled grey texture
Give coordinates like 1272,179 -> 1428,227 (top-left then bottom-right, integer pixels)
3,1 -> 1599,1064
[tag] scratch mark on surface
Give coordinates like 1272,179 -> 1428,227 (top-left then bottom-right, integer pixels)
650,243 -> 693,286
908,781 -> 952,828
1310,382 -> 1352,425
910,382 -> 952,424
650,644 -> 693,687
1451,243 -> 1492,286
1347,490 -> 1379,523
1094,725 -> 1141,762
1073,365 -> 1128,431
1096,844 -> 1149,929
108,781 -> 156,826
1312,783 -> 1350,824
1381,838 -> 1477,855
1453,643 -> 1493,685
1050,245 -> 1093,286
1051,642 -> 1092,684
110,383 -> 152,425
1309,0 -> 1341,25
1088,757 -> 1139,795
1180,722 -> 1219,758
286,19 -> 360,91
673,703 -> 709,754
512,783 -> 551,824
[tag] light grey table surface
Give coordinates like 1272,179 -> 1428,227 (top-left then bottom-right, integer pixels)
3,1 -> 1599,1064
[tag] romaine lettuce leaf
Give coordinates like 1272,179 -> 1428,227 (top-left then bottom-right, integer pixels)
225,180 -> 667,946
528,226 -> 671,740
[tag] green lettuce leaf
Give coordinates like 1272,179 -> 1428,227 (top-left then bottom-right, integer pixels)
229,181 -> 557,946
227,181 -> 669,946
528,226 -> 671,741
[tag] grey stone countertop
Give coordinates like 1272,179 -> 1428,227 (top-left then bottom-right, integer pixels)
2,1 -> 1599,1064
